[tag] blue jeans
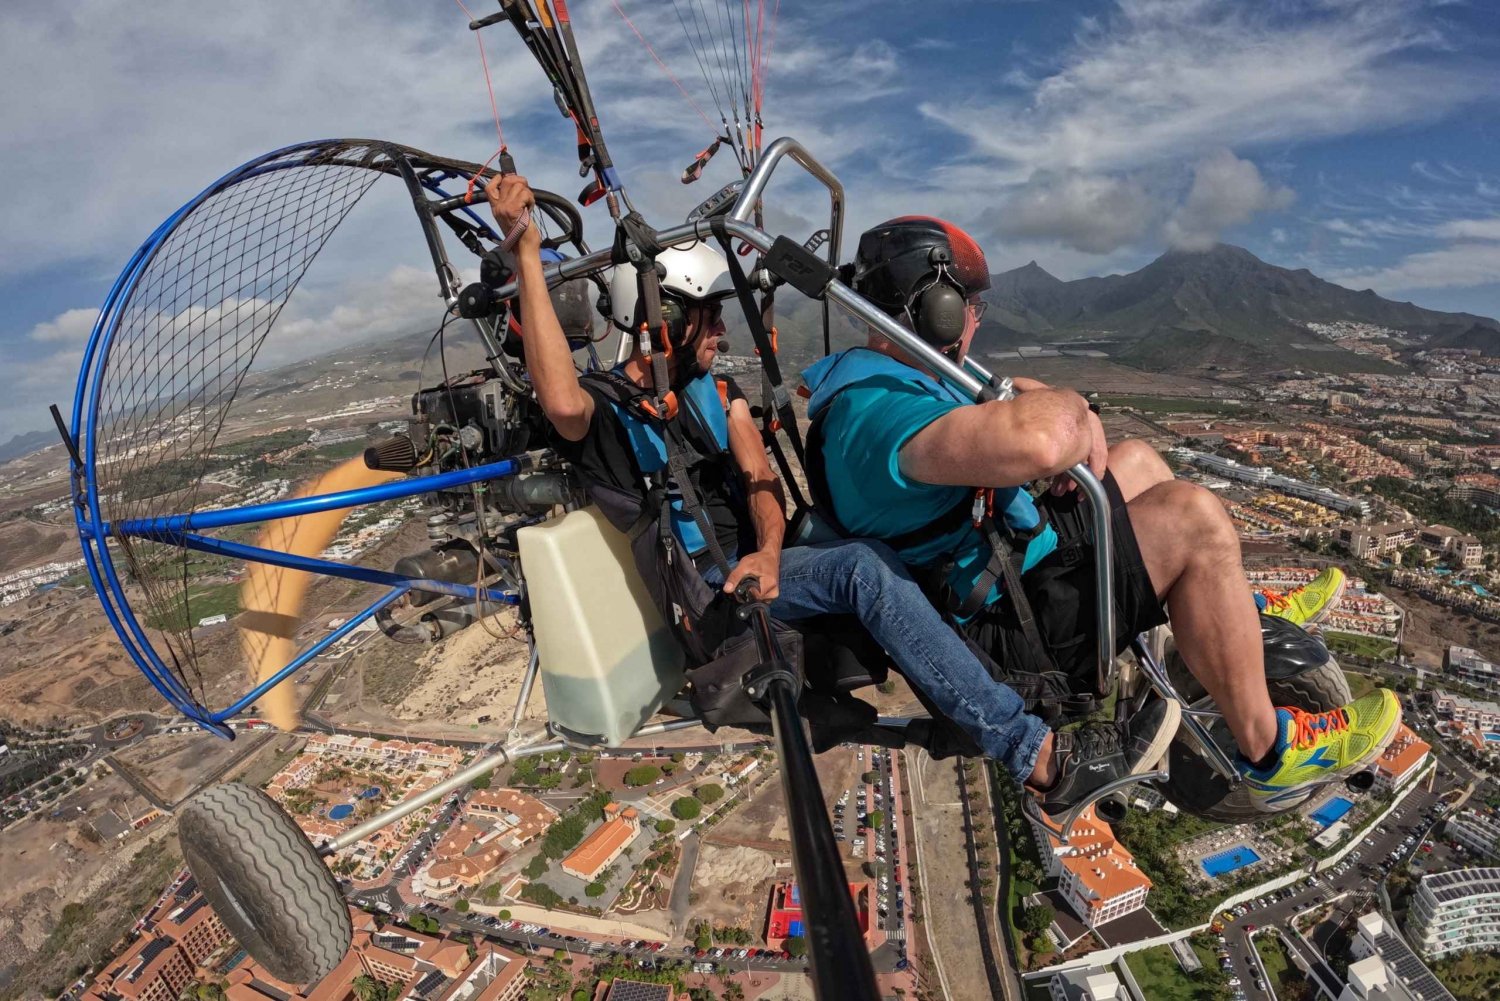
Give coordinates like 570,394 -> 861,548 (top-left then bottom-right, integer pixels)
706,539 -> 1048,781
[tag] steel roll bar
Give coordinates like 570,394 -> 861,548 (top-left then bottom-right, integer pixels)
478,137 -> 1118,694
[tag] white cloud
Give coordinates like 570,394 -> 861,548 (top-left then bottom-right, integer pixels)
29,308 -> 97,344
1164,149 -> 1294,250
987,170 -> 1157,254
918,0 -> 1472,176
1436,217 -> 1500,241
1332,242 -> 1500,293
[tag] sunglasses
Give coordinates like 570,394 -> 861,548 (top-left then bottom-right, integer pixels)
968,298 -> 988,323
689,300 -> 725,324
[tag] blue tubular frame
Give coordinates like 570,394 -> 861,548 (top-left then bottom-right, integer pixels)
68,141 -> 543,740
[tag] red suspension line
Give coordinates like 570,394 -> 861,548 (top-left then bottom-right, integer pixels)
610,0 -> 718,132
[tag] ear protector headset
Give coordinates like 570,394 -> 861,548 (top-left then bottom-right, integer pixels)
906,246 -> 969,349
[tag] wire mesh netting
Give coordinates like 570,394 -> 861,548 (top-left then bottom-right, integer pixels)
87,141 -> 403,708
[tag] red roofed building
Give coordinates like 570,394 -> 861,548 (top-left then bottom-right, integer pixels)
1030,806 -> 1152,929
1371,724 -> 1431,793
561,802 -> 640,881
82,934 -> 194,1001
466,788 -> 558,849
763,880 -> 878,951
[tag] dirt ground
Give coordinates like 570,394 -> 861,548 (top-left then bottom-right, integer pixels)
1386,582 -> 1500,666
905,747 -> 994,1001
112,730 -> 254,806
687,843 -> 781,933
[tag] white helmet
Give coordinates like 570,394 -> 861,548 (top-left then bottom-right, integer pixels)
606,242 -> 735,340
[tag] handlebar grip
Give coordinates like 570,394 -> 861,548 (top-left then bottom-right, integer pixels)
733,576 -> 761,603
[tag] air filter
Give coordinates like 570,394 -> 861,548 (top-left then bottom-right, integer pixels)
364,434 -> 419,472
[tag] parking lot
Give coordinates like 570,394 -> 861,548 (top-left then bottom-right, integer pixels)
1211,783 -> 1449,1001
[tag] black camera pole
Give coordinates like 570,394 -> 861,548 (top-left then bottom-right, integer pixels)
735,580 -> 881,1001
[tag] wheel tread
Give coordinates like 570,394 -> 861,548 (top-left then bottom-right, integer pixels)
180,783 -> 351,983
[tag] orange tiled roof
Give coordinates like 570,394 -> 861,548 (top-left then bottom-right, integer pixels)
562,816 -> 636,880
1376,724 -> 1431,778
1036,806 -> 1152,908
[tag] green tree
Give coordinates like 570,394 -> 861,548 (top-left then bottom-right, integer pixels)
624,764 -> 663,787
470,770 -> 492,791
671,752 -> 686,763
585,881 -> 607,898
454,898 -> 470,912
573,991 -> 590,1001
694,783 -> 724,805
524,855 -> 548,879
498,909 -> 511,920
352,975 -> 391,1001
784,936 -> 807,959
861,771 -> 879,785
655,818 -> 676,834
1021,905 -> 1054,935
867,810 -> 885,830
877,679 -> 898,694
696,926 -> 713,950
672,797 -> 702,820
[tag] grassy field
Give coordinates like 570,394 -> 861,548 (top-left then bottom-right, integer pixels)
1324,631 -> 1398,660
142,580 -> 240,630
1255,933 -> 1314,1001
1096,394 -> 1250,416
1344,670 -> 1378,699
1125,944 -> 1217,1001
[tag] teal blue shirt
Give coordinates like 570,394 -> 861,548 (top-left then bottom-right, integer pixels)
803,349 -> 1058,615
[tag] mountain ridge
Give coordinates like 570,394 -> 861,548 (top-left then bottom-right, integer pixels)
976,243 -> 1499,374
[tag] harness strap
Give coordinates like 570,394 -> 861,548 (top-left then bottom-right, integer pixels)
709,217 -> 808,471
582,371 -> 734,580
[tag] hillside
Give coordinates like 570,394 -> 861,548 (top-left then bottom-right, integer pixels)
978,244 -> 1500,375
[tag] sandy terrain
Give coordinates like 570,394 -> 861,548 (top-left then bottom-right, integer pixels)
0,518 -> 75,577
395,612 -> 540,724
688,843 -> 781,932
112,730 -> 259,806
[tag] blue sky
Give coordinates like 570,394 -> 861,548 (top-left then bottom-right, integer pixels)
3,0 -> 1499,438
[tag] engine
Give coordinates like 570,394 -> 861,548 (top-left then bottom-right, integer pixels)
364,366 -> 578,643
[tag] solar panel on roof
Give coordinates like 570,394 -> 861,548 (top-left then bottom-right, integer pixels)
412,970 -> 447,997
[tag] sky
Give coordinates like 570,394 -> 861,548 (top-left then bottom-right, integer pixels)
3,0 -> 1499,439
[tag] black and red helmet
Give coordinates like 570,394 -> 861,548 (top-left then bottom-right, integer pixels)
851,215 -> 991,313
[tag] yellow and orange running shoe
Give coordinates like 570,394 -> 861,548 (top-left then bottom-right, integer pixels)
1258,567 -> 1346,628
1238,691 -> 1402,811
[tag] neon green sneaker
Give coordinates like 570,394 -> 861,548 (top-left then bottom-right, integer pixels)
1258,567 -> 1346,628
1238,690 -> 1401,811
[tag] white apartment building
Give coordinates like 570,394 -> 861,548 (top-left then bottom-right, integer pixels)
1444,808 -> 1500,859
1048,966 -> 1129,1001
1433,693 -> 1500,731
1340,911 -> 1454,1001
1445,646 -> 1500,692
1408,867 -> 1500,960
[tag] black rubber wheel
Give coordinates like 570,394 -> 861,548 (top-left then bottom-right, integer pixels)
1159,652 -> 1352,822
178,783 -> 351,984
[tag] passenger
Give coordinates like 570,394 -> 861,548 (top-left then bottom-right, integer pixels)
801,215 -> 1402,812
486,174 -> 1172,813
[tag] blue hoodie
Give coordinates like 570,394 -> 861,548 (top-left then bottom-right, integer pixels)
801,348 -> 1057,614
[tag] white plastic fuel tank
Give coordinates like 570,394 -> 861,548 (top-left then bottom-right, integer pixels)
517,506 -> 686,746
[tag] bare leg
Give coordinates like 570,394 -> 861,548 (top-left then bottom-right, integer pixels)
1125,480 -> 1278,762
1108,438 -> 1175,503
1026,732 -> 1057,789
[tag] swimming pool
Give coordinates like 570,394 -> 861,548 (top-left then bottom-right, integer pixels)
328,803 -> 354,821
1310,796 -> 1354,828
1485,733 -> 1500,743
1201,845 -> 1262,877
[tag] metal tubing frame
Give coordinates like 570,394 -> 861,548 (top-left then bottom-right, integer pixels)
76,449 -> 535,732
1026,768 -> 1171,845
133,529 -> 518,606
1130,636 -> 1240,781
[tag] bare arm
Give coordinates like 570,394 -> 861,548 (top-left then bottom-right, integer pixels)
899,387 -> 1097,487
722,397 -> 785,600
486,174 -> 594,442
